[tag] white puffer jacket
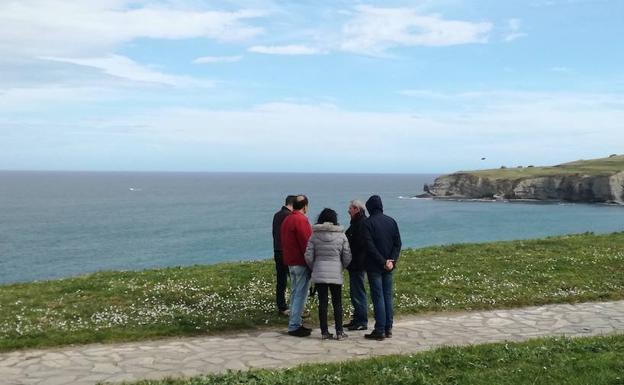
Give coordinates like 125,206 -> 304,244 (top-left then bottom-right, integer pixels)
304,223 -> 352,285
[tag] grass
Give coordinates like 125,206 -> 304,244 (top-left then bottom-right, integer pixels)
455,154 -> 624,180
118,335 -> 624,385
1,231 -> 624,352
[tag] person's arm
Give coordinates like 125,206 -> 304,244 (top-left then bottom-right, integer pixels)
356,224 -> 368,256
341,235 -> 352,269
389,221 -> 402,265
279,216 -> 289,254
364,222 -> 386,269
304,236 -> 315,269
272,212 -> 281,251
344,226 -> 354,269
295,217 -> 313,258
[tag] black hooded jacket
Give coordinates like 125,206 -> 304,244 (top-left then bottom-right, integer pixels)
345,211 -> 367,271
363,195 -> 402,272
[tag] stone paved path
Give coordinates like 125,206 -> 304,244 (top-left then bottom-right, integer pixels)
2,300 -> 624,385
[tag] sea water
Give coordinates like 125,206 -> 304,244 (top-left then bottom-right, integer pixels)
0,171 -> 622,285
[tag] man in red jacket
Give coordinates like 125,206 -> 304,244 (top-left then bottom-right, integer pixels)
280,194 -> 313,337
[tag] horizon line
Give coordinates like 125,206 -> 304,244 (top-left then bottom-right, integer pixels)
0,169 -> 445,176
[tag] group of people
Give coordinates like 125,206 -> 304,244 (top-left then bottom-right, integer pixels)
272,194 -> 402,341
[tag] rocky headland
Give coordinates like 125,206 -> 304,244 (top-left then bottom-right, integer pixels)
422,155 -> 624,204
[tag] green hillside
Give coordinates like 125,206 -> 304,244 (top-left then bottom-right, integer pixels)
456,154 -> 624,180
1,232 -> 624,351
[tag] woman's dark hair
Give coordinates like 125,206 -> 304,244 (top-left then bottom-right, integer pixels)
317,208 -> 338,225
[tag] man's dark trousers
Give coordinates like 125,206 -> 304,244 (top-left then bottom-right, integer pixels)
274,251 -> 289,312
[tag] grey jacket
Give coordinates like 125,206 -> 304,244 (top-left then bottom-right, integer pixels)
304,223 -> 352,285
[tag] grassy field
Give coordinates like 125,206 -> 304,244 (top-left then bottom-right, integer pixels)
455,154 -> 624,179
1,231 -> 623,351
122,335 -> 624,385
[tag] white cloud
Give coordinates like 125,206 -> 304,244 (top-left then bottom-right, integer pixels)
0,86 -> 114,113
530,0 -> 608,7
504,18 -> 527,42
400,89 -> 510,100
248,45 -> 324,55
0,1 -> 264,92
399,89 -> 466,99
3,91 -> 623,171
43,55 -> 213,87
193,55 -> 243,64
117,91 -> 624,153
340,5 -> 492,55
0,1 -> 265,58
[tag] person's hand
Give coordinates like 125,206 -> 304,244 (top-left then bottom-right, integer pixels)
384,260 -> 394,271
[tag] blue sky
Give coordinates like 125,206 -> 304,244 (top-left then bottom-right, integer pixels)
1,0 -> 623,173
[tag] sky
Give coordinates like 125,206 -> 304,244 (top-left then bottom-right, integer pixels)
1,0 -> 623,173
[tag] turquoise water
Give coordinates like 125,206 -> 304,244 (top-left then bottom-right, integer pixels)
0,171 -> 622,285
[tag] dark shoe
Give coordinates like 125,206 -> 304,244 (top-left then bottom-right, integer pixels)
385,330 -> 393,338
321,332 -> 334,340
335,331 -> 348,341
364,331 -> 385,341
288,326 -> 311,337
342,320 -> 355,328
301,325 -> 312,333
278,309 -> 290,316
347,324 -> 367,331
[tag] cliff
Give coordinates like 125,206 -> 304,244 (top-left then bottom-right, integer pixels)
424,155 -> 624,204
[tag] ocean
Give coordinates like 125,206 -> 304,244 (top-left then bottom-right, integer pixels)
1,171 -> 622,285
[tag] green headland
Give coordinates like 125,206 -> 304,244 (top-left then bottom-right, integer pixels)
424,155 -> 624,203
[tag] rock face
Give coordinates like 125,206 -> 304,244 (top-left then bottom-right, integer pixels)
425,171 -> 624,204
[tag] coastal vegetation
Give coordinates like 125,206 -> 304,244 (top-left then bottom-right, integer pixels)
122,335 -> 624,385
459,154 -> 624,179
1,232 -> 623,351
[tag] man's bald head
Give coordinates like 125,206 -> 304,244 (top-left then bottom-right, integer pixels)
293,195 -> 309,212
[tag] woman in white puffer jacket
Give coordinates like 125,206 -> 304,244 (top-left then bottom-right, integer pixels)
305,208 -> 352,340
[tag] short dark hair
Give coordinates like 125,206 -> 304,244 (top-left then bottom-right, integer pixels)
285,195 -> 297,206
293,195 -> 309,211
317,208 -> 338,225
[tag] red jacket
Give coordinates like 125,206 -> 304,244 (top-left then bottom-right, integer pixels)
280,211 -> 312,266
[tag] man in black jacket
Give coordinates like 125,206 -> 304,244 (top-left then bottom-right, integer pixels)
344,200 -> 368,331
272,195 -> 297,315
363,195 -> 402,340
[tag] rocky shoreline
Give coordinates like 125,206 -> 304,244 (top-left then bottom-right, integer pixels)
420,156 -> 624,205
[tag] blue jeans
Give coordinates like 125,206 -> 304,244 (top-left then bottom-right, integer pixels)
367,270 -> 393,333
288,265 -> 311,332
348,270 -> 368,327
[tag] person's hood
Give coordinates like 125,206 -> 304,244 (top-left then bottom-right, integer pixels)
365,195 -> 383,215
312,222 -> 344,242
